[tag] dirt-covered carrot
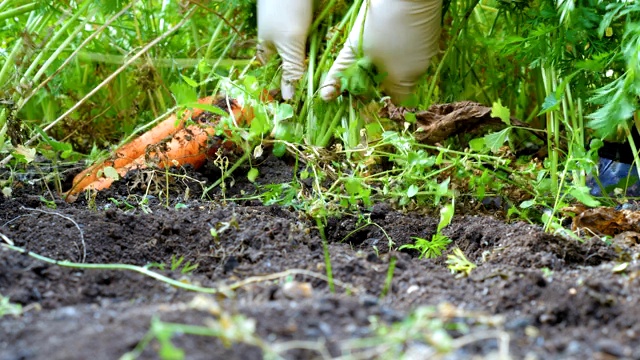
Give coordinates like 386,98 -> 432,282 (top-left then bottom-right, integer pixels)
69,125 -> 217,194
68,96 -> 217,193
64,95 -> 258,202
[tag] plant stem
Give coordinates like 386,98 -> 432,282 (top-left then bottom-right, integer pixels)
0,2 -> 37,22
0,0 -> 13,12
23,1 -> 92,83
318,102 -> 345,147
541,65 -> 559,197
310,0 -> 339,31
0,241 -> 353,297
303,30 -> 320,144
315,217 -> 335,293
201,7 -> 235,96
627,124 -> 640,180
18,1 -> 137,112
380,255 -> 396,299
1,242 -> 220,293
0,38 -> 24,93
313,0 -> 360,86
426,0 -> 480,105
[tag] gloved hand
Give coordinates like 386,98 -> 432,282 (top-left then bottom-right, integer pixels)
256,0 -> 313,100
319,0 -> 443,105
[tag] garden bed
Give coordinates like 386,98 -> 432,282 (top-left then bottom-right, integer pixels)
1,153 -> 638,360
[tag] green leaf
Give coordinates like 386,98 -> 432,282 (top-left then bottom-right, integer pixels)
345,177 -> 362,196
407,184 -> 419,198
519,199 -> 536,209
273,121 -> 303,143
185,103 -> 228,117
243,75 -> 260,96
170,82 -> 198,106
538,94 -> 560,115
180,74 -> 198,88
365,121 -> 384,139
338,56 -> 377,97
400,93 -> 419,108
404,112 -> 417,124
435,150 -> 444,166
272,142 -> 286,157
197,60 -> 212,75
276,103 -> 294,121
437,202 -> 455,232
569,186 -> 601,207
612,262 -> 628,274
12,145 -> 36,164
468,137 -> 487,152
249,107 -> 270,137
247,168 -> 259,183
103,166 -> 120,180
158,336 -> 184,360
98,0 -> 129,13
589,138 -> 604,152
491,100 -> 511,125
484,128 -> 511,153
434,177 -> 451,205
587,91 -> 636,140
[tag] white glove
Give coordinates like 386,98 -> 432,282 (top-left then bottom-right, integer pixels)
320,0 -> 442,104
257,0 -> 313,100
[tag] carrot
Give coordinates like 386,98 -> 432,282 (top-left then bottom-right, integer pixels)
67,125 -> 217,197
68,96 -> 217,193
64,94 -> 260,202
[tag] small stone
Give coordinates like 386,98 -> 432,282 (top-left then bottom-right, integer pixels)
282,319 -> 297,334
505,317 -> 532,330
524,325 -> 539,338
538,313 -> 556,324
360,295 -> 378,308
564,341 -> 581,355
406,285 -> 420,294
403,343 -> 433,359
318,321 -> 332,337
54,306 -> 79,320
281,281 -> 313,299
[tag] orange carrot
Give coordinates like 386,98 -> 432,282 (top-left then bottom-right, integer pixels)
68,96 -> 218,193
68,125 -> 218,196
64,94 -> 260,202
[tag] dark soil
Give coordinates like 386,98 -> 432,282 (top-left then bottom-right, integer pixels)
2,153 -> 639,360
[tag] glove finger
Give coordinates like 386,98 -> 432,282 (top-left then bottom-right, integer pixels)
319,42 -> 359,101
274,37 -> 308,100
257,0 -> 313,100
320,0 -> 369,101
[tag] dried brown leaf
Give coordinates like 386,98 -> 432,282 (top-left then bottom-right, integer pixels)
380,100 -> 539,145
567,206 -> 640,237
